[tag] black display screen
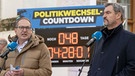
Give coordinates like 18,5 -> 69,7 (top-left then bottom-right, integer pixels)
35,27 -> 101,66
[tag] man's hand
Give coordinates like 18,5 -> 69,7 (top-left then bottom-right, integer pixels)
5,69 -> 24,76
12,69 -> 24,76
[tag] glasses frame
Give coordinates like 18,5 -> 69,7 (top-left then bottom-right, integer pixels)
15,26 -> 32,30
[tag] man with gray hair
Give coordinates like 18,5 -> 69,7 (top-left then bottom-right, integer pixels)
0,38 -> 7,54
87,3 -> 135,76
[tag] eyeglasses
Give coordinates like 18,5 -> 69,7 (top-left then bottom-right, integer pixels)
15,26 -> 32,30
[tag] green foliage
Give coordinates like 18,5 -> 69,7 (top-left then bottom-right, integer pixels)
0,17 -> 17,31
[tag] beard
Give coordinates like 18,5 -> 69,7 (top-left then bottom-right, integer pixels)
103,19 -> 117,29
103,19 -> 109,27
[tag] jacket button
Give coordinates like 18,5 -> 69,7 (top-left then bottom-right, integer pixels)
101,52 -> 104,54
97,68 -> 101,70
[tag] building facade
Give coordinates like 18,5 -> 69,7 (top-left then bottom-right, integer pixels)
0,0 -> 134,33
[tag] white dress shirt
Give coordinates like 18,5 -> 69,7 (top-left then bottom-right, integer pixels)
17,40 -> 28,53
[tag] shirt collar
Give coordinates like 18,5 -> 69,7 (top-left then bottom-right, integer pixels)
17,40 -> 28,53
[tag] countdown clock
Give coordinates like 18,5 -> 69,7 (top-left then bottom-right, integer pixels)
35,27 -> 101,66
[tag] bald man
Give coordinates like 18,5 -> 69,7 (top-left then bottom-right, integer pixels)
0,38 -> 7,54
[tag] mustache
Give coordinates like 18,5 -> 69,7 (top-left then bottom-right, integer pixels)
104,18 -> 108,22
103,18 -> 109,26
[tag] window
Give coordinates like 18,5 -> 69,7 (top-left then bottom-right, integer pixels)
97,0 -> 108,5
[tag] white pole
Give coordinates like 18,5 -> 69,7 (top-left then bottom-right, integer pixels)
108,0 -> 117,3
90,0 -> 96,5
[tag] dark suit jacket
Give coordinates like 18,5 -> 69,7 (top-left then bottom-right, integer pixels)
88,24 -> 135,76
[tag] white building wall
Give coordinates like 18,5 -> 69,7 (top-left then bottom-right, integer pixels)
0,0 -> 96,19
1,0 -> 57,19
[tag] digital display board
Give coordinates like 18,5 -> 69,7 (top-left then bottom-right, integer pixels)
35,27 -> 101,66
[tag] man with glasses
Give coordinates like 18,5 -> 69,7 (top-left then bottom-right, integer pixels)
0,38 -> 7,54
0,17 -> 52,76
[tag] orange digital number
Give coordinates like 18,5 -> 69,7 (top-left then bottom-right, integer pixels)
76,46 -> 83,58
87,47 -> 90,58
61,47 -> 68,59
58,33 -> 65,45
65,33 -> 72,44
58,32 -> 78,45
48,46 -> 88,59
53,47 -> 61,58
68,46 -> 75,59
72,32 -> 78,44
48,47 -> 53,59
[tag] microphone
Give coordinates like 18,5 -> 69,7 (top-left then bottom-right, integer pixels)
0,41 -> 18,58
85,31 -> 102,47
